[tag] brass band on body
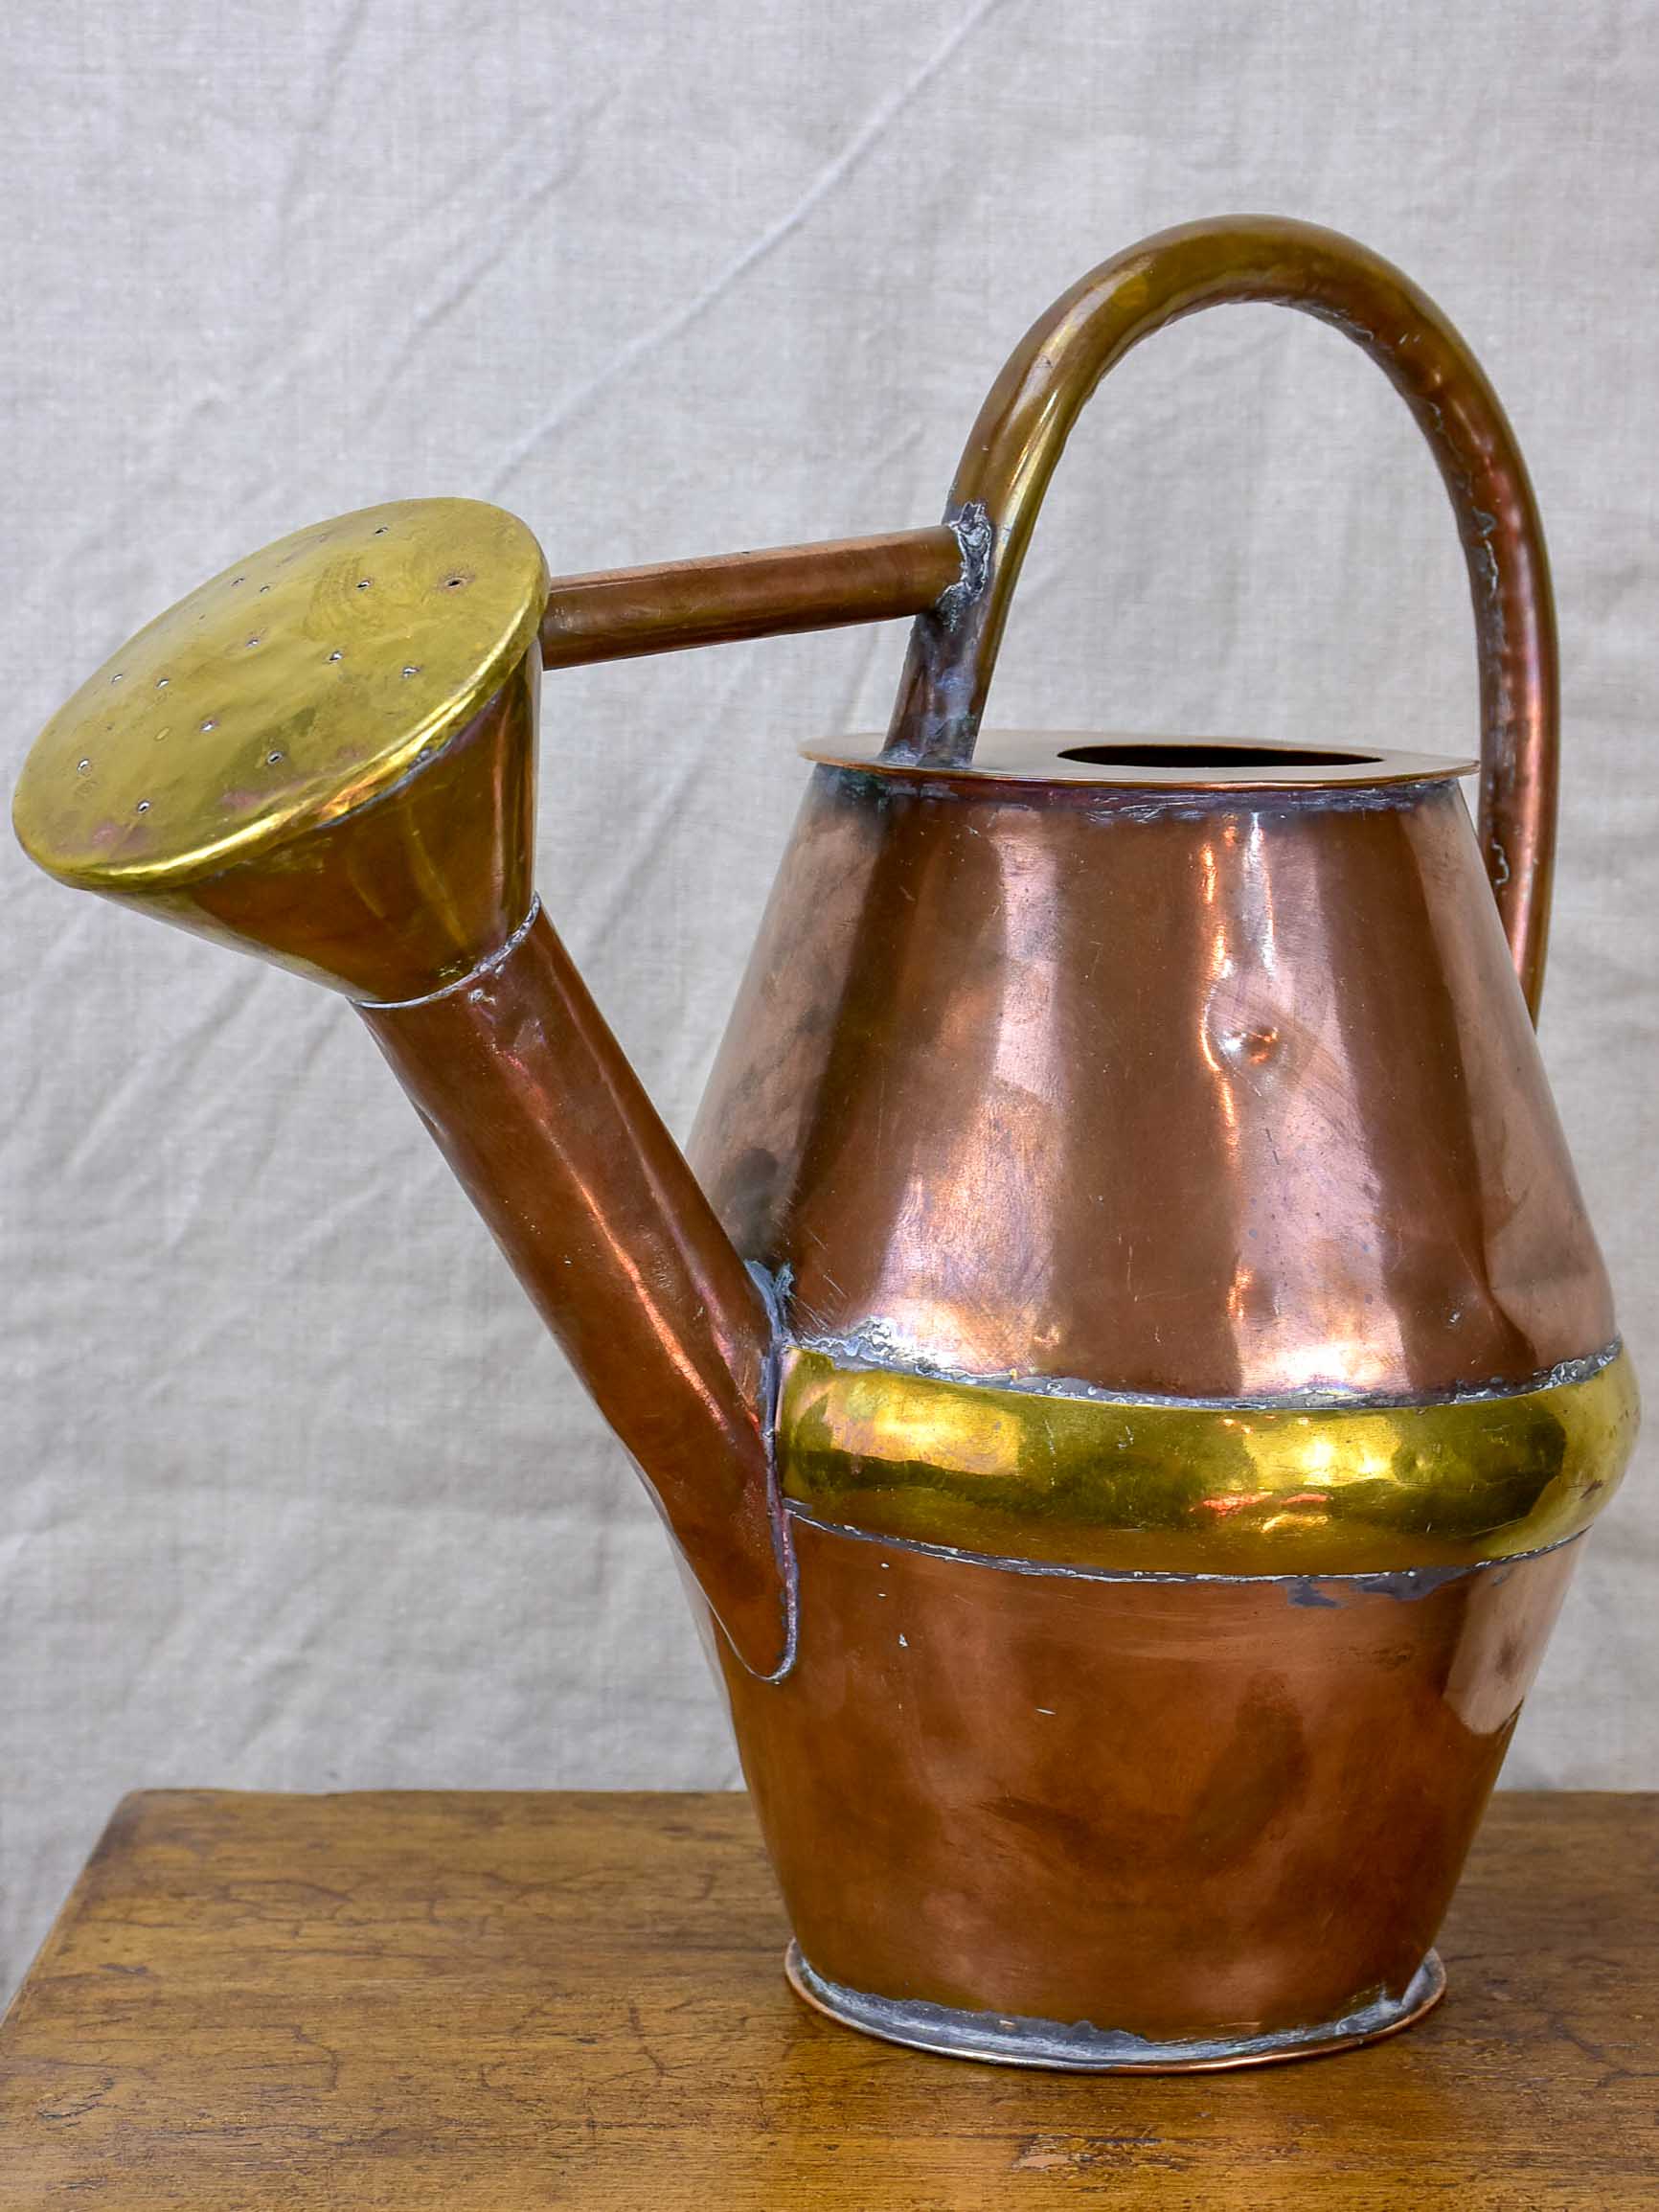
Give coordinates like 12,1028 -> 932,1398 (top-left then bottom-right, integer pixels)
777,1344 -> 1638,1577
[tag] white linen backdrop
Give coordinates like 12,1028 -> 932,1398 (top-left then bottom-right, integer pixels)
2,0 -> 1655,1993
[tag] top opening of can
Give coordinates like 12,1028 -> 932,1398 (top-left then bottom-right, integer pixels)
802,733 -> 1473,792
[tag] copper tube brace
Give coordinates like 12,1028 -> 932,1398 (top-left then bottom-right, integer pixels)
538,526 -> 964,668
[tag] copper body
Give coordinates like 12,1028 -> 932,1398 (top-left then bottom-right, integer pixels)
720,1523 -> 1578,2058
692,763 -> 1607,1402
12,218 -> 1635,2068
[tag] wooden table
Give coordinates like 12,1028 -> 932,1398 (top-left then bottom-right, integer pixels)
2,1790 -> 1653,2208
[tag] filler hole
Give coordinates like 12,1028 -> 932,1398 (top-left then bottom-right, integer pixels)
1056,742 -> 1381,770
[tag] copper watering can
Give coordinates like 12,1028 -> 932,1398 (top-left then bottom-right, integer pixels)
14,218 -> 1637,2071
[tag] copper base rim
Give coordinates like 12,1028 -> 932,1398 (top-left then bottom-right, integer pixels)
784,1940 -> 1446,2073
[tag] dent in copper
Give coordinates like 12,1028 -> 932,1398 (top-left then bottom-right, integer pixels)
691,764 -> 1612,1402
885,216 -> 1558,1013
716,1516 -> 1578,2046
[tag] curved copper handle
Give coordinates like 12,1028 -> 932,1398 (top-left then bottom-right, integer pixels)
883,216 -> 1559,1016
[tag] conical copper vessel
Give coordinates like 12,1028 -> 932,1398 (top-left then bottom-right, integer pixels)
12,218 -> 1636,2067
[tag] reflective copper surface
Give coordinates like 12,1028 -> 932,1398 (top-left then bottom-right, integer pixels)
716,1516 -> 1579,2057
885,217 -> 1558,1014
540,527 -> 961,668
11,217 -> 1633,2069
692,757 -> 1612,1401
362,910 -> 790,1675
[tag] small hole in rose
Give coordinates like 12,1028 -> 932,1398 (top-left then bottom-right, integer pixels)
76,758 -> 91,774
200,718 -> 216,732
109,673 -> 124,686
356,578 -> 372,591
401,665 -> 420,679
267,751 -> 284,766
156,676 -> 170,690
135,800 -> 151,813
328,650 -> 343,664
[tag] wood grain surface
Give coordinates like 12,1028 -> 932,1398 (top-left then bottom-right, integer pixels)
1,1790 -> 1654,2209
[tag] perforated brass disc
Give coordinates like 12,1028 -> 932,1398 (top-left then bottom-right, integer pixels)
14,498 -> 548,891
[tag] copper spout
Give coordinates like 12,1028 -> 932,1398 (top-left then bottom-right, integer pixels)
8,492 -> 970,1673
361,902 -> 791,1675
